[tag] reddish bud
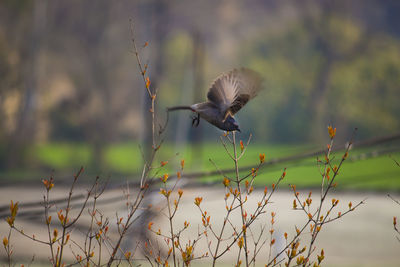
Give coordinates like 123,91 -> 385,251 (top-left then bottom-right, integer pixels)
180,159 -> 185,169
223,177 -> 230,187
328,125 -> 336,139
160,161 -> 168,166
259,153 -> 265,163
194,197 -> 203,206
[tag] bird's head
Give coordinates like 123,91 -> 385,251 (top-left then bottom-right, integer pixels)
224,116 -> 240,132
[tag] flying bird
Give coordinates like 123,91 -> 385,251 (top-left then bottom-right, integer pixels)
168,68 -> 263,132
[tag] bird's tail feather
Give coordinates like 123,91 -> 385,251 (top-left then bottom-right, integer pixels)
167,106 -> 195,112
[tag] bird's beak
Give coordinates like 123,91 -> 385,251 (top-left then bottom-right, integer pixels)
236,128 -> 241,132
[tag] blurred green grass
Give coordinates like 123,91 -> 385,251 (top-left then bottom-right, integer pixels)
15,141 -> 400,191
30,141 -> 314,173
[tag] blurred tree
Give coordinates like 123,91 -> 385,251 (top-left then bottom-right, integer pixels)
45,0 -> 144,170
1,0 -> 47,169
301,0 -> 371,140
242,0 -> 400,143
329,36 -> 400,139
140,0 -> 170,163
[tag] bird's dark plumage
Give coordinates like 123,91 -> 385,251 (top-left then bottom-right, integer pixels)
168,68 -> 263,132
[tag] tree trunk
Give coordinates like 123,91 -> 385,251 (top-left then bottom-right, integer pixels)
5,0 -> 47,168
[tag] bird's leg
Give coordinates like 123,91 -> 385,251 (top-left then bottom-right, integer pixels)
191,113 -> 200,127
195,113 -> 200,126
191,116 -> 197,127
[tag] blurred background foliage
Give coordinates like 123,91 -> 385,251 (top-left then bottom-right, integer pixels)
0,0 -> 399,185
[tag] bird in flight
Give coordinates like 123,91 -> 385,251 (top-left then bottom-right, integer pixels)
168,68 -> 263,132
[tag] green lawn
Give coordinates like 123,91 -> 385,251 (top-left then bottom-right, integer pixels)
5,141 -> 400,191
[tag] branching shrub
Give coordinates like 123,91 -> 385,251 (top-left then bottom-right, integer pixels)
389,156 -> 400,242
143,127 -> 364,267
2,24 -> 364,267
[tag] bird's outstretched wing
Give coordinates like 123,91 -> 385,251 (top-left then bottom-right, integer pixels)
207,68 -> 263,119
